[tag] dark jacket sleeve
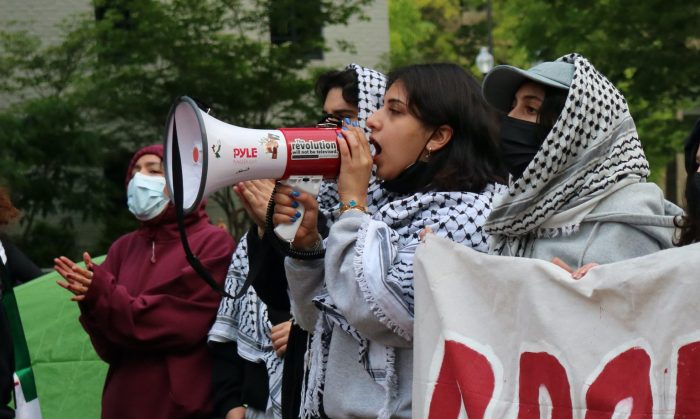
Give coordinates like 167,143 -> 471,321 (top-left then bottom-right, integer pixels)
281,323 -> 307,419
248,225 -> 290,312
1,239 -> 42,285
210,340 -> 270,416
249,213 -> 330,313
0,293 -> 15,419
210,341 -> 245,417
78,230 -> 235,354
76,248 -> 125,363
0,259 -> 15,419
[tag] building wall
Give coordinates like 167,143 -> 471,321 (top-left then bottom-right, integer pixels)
0,0 -> 390,68
0,0 -> 91,44
321,0 -> 390,70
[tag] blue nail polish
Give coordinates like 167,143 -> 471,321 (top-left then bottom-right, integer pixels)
292,201 -> 299,208
352,121 -> 359,127
342,126 -> 348,131
290,216 -> 297,222
294,211 -> 301,218
291,190 -> 300,197
336,132 -> 343,138
344,117 -> 351,125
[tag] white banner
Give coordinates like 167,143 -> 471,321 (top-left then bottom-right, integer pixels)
413,236 -> 700,419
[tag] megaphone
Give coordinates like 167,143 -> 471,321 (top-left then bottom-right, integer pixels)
164,96 -> 341,242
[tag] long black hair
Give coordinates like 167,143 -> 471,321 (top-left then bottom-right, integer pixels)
386,63 -> 506,193
674,122 -> 700,246
535,85 -> 568,143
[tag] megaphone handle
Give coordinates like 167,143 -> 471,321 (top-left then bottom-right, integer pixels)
274,175 -> 324,243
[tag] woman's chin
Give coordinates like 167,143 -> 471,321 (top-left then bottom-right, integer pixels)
376,168 -> 397,182
374,163 -> 386,180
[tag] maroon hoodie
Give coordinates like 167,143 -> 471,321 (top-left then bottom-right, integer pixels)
78,146 -> 235,419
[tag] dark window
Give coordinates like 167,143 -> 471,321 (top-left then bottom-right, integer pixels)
269,0 -> 324,60
94,0 -> 135,30
93,0 -> 138,64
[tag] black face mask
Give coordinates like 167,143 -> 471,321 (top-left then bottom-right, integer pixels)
500,116 -> 544,180
381,160 -> 435,194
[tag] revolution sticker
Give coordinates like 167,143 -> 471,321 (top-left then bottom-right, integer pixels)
290,138 -> 338,160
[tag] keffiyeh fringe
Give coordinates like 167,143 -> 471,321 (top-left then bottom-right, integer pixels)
354,221 -> 412,341
302,317 -> 328,418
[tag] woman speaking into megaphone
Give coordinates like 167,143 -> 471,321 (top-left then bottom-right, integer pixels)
273,63 -> 507,418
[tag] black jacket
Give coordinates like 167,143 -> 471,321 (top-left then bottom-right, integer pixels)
0,238 -> 42,286
1,260 -> 16,419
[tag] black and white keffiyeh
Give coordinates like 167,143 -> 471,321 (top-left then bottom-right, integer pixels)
303,186 -> 498,419
485,53 -> 650,256
318,63 -> 398,222
209,236 -> 284,417
209,63 -> 393,418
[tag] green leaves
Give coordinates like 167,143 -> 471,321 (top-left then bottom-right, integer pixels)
0,0 -> 372,264
498,0 -> 700,180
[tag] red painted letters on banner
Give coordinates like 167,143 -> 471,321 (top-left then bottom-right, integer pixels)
428,340 -> 700,418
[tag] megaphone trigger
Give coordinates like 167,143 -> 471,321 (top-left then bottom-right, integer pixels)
273,175 -> 324,242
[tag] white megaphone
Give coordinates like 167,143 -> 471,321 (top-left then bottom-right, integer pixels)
164,96 -> 341,242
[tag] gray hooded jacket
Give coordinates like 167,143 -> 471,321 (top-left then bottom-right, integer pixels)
499,181 -> 681,267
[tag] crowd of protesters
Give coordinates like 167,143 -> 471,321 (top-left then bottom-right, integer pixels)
1,54 -> 698,418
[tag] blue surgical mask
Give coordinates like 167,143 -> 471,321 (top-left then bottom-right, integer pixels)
127,172 -> 170,221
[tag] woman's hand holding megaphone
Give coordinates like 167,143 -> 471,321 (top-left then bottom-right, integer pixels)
273,184 -> 321,251
336,119 -> 372,207
273,119 -> 372,250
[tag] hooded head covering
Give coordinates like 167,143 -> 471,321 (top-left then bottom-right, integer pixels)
125,144 -> 164,187
484,53 -> 650,255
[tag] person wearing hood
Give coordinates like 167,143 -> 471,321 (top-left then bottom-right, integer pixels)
481,53 -> 681,275
274,63 -> 505,418
675,119 -> 700,246
54,144 -> 235,419
208,63 -> 392,419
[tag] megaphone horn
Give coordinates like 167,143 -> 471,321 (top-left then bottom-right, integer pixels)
164,96 -> 341,242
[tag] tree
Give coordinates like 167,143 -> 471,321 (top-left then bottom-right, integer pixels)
386,0 -> 700,186
386,0 -> 492,72
0,0 -> 373,265
495,0 -> 700,181
0,22 -> 108,263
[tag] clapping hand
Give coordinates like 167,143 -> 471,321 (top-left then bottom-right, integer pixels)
55,252 -> 95,301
